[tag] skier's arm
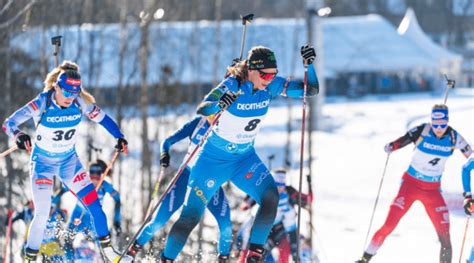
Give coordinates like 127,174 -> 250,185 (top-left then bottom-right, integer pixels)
2,94 -> 44,138
79,99 -> 124,139
387,124 -> 425,151
161,117 -> 201,153
268,64 -> 319,99
462,158 -> 474,194
197,79 -> 238,116
455,133 -> 472,158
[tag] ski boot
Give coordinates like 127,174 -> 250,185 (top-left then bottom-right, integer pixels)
355,252 -> 373,263
126,242 -> 143,260
99,234 -> 133,262
243,244 -> 265,263
23,247 -> 39,263
218,254 -> 230,263
158,251 -> 174,263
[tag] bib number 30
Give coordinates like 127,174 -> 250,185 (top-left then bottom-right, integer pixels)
244,119 -> 261,132
52,129 -> 76,141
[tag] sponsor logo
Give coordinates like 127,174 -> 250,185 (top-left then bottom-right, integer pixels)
441,213 -> 450,224
206,179 -> 215,188
226,143 -> 237,152
431,112 -> 446,119
35,178 -> 53,185
169,189 -> 176,212
236,99 -> 270,111
212,190 -> 220,206
220,198 -> 229,217
66,78 -> 81,86
73,172 -> 87,183
256,170 -> 271,186
435,206 -> 448,212
193,186 -> 208,204
422,142 -> 452,152
29,101 -> 39,111
46,114 -> 82,123
392,197 -> 405,209
87,106 -> 102,119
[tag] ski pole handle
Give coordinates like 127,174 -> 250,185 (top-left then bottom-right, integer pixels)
0,145 -> 18,158
95,150 -> 120,191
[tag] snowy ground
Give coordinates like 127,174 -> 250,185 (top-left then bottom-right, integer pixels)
3,89 -> 473,263
255,89 -> 473,263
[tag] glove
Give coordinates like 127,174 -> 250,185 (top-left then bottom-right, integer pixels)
113,221 -> 122,235
300,44 -> 316,65
15,132 -> 31,150
160,152 -> 170,167
464,193 -> 474,216
384,143 -> 394,153
115,137 -> 128,153
218,91 -> 238,109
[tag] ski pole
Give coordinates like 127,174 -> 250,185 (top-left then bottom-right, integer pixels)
0,145 -> 17,158
296,63 -> 309,263
459,216 -> 470,263
362,153 -> 391,250
238,13 -> 254,61
144,167 -> 166,220
116,98 -> 239,262
3,208 -> 13,263
95,148 -> 123,191
443,74 -> 455,105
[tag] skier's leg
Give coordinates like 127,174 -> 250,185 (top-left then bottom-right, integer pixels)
365,181 -> 416,256
422,189 -> 451,263
136,170 -> 191,247
206,186 -> 232,257
231,153 -> 279,259
26,155 -> 56,255
162,152 -> 230,260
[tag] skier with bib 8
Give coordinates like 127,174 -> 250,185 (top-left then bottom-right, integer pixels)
357,104 -> 472,263
158,45 -> 319,263
2,61 -> 132,263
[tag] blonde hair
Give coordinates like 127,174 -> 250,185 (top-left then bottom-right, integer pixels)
432,104 -> 448,110
43,60 -> 96,104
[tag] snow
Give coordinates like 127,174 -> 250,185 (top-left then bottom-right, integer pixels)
3,88 -> 473,262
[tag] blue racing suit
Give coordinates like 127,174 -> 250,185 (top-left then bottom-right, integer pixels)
163,63 -> 319,259
462,158 -> 474,262
136,116 -> 232,256
2,90 -> 124,251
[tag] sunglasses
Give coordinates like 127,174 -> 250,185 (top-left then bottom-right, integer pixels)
432,123 -> 448,129
89,166 -> 103,175
257,69 -> 278,81
61,88 -> 80,99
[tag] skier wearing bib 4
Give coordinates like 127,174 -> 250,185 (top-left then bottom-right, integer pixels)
357,104 -> 472,263
460,158 -> 474,262
159,45 -> 319,263
2,61 -> 133,263
127,116 -> 232,262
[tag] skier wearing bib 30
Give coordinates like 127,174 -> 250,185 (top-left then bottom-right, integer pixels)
357,104 -> 472,263
2,61 -> 132,263
159,45 -> 319,263
127,116 -> 232,262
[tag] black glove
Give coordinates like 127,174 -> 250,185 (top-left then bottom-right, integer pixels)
113,221 -> 122,235
160,152 -> 170,167
464,193 -> 474,216
218,91 -> 238,109
15,132 -> 31,150
300,44 -> 316,65
115,137 -> 128,153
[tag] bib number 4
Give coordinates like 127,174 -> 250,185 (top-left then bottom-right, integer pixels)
428,158 -> 440,166
52,129 -> 76,141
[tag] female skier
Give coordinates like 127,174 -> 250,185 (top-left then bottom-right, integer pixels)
357,104 -> 472,263
2,61 -> 132,262
159,44 -> 319,262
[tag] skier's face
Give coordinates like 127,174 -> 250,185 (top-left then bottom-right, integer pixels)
54,85 -> 79,108
431,119 -> 448,138
248,68 -> 278,91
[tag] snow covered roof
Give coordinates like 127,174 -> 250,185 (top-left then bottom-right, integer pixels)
10,14 -> 451,88
397,8 -> 462,74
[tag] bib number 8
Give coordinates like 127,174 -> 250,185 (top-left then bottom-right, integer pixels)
244,119 -> 261,132
52,129 -> 76,141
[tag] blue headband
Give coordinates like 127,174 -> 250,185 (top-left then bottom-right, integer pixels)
431,108 -> 449,121
57,73 -> 81,93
